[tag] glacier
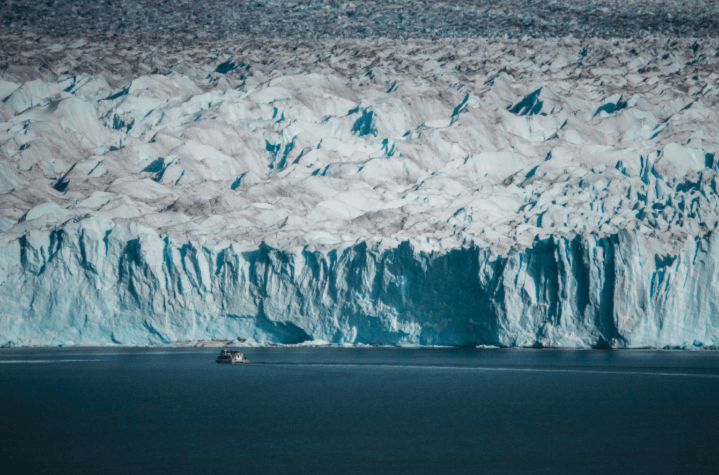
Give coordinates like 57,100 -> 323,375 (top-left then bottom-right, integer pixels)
1,1 -> 719,347
4,224 -> 719,348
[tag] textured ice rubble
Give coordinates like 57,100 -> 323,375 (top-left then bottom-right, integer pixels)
2,26 -> 719,347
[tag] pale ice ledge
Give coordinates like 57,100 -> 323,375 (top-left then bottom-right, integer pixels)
2,28 -> 719,348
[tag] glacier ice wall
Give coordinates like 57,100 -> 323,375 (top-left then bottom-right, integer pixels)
2,221 -> 719,348
2,1 -> 719,347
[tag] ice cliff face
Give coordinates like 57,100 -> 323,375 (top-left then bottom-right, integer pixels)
1,1 -> 719,347
4,224 -> 719,348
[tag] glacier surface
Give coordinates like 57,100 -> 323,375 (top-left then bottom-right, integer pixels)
1,1 -> 719,347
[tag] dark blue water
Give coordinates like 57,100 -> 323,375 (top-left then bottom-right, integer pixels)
1,348 -> 718,474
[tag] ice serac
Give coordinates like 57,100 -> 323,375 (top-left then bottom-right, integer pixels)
2,4 -> 719,347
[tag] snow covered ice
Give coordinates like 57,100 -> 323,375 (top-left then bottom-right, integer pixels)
1,0 -> 719,347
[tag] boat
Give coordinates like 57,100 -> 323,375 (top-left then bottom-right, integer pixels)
215,348 -> 249,364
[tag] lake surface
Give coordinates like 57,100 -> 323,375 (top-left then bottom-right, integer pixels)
1,347 -> 718,474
